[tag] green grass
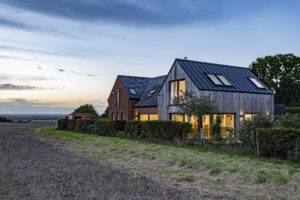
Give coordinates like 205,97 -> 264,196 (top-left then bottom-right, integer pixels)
39,128 -> 300,186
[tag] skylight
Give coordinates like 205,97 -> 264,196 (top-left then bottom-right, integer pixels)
129,88 -> 137,94
207,74 -> 223,85
249,78 -> 264,88
147,89 -> 156,96
217,75 -> 232,86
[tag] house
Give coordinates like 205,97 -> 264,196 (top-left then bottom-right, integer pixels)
107,75 -> 166,121
108,58 -> 274,137
68,113 -> 92,120
158,59 -> 274,137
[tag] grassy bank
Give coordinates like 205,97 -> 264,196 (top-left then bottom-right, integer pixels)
39,128 -> 300,199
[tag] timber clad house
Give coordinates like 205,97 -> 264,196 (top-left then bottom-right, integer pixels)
108,58 -> 274,137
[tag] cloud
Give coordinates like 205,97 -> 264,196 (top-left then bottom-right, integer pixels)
0,16 -> 37,30
37,66 -> 42,70
0,0 -> 272,27
0,83 -> 43,90
57,68 -> 65,72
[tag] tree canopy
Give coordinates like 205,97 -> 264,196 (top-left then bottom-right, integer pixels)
99,107 -> 109,119
250,53 -> 300,106
73,104 -> 100,119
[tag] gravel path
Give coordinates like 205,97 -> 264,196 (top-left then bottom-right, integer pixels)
0,122 -> 195,200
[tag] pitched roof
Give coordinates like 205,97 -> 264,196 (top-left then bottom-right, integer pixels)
175,58 -> 273,94
134,75 -> 167,107
118,75 -> 167,107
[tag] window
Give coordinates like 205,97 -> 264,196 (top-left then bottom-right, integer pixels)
207,74 -> 223,85
115,89 -> 120,108
170,114 -> 209,134
249,77 -> 264,88
217,75 -> 232,86
140,114 -> 149,121
170,80 -> 185,104
139,113 -> 158,121
121,112 -> 124,120
149,114 -> 158,120
129,88 -> 137,94
213,114 -> 234,138
116,112 -> 119,120
147,89 -> 156,97
112,112 -> 114,120
245,113 -> 258,121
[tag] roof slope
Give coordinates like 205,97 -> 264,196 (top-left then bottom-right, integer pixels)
118,75 -> 166,107
134,75 -> 166,107
176,59 -> 273,94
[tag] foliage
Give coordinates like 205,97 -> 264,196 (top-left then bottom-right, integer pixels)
74,120 -> 96,132
172,91 -> 218,122
95,120 -> 125,136
140,120 -> 192,141
73,104 -> 100,119
210,115 -> 222,140
240,114 -> 277,144
277,113 -> 300,129
58,119 -> 68,130
249,53 -> 300,94
125,121 -> 142,137
225,127 -> 236,144
285,107 -> 300,114
0,116 -> 12,122
100,107 -> 109,119
275,77 -> 300,106
256,128 -> 300,157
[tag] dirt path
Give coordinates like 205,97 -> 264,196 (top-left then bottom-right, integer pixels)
0,123 -> 195,200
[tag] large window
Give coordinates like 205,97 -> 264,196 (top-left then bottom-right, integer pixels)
115,89 -> 120,108
245,113 -> 258,121
170,80 -> 185,104
139,113 -> 158,121
213,114 -> 234,138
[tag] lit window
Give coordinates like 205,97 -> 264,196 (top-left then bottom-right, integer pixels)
140,114 -> 149,121
245,113 -> 258,121
249,78 -> 264,88
217,75 -> 232,86
207,74 -> 223,85
149,114 -> 158,120
147,89 -> 156,97
129,88 -> 137,94
212,114 -> 234,138
170,80 -> 185,104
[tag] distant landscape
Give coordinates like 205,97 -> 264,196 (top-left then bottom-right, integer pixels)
0,114 -> 66,121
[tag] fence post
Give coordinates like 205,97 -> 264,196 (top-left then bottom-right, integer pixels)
256,131 -> 260,156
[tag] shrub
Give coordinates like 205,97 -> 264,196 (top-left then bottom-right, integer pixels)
285,107 -> 300,114
0,116 -> 12,122
125,121 -> 142,137
256,128 -> 300,157
277,113 -> 300,128
210,115 -> 222,140
96,120 -> 125,136
74,120 -> 95,133
240,114 -> 276,144
58,119 -> 68,130
140,120 -> 192,141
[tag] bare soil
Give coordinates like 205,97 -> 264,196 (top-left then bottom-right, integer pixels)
0,122 -> 195,200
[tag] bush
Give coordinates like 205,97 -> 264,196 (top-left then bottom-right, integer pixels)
277,113 -> 300,128
210,115 -> 222,140
125,121 -> 142,137
75,120 -> 95,133
96,120 -> 125,136
256,128 -> 300,157
0,116 -> 12,122
140,120 -> 192,141
240,114 -> 277,144
58,119 -> 68,130
285,107 -> 300,114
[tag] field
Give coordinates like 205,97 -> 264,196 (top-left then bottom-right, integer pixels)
1,122 -> 300,199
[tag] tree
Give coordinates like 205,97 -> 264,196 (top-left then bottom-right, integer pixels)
172,91 -> 218,142
73,104 -> 100,119
275,77 -> 300,106
249,54 -> 300,99
100,107 -> 109,119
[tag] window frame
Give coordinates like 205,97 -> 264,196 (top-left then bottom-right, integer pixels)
169,79 -> 185,104
248,77 -> 264,88
216,75 -> 232,86
206,73 -> 233,87
138,113 -> 158,121
129,88 -> 137,95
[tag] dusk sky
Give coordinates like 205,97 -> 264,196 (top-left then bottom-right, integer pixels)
0,0 -> 299,114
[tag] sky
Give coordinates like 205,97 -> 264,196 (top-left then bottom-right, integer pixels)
0,0 -> 300,114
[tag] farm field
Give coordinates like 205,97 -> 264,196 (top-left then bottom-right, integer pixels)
1,123 -> 300,199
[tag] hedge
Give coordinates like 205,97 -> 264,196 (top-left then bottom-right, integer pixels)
285,107 -> 300,114
58,119 -> 68,130
75,120 -> 95,132
140,120 -> 193,141
256,128 -> 300,157
95,120 -> 126,136
125,121 -> 142,137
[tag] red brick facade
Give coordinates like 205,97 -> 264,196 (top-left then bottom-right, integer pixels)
108,76 -> 158,121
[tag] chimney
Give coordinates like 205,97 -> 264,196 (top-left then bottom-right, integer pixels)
184,57 -> 188,60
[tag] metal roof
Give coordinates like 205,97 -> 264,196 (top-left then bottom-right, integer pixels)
176,58 -> 273,94
118,75 -> 167,107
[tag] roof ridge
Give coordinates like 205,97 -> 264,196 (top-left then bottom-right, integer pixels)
175,58 -> 249,69
118,75 -> 150,79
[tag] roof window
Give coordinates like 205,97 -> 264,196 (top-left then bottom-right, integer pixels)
147,89 -> 156,97
207,74 -> 223,85
249,77 -> 264,88
129,88 -> 137,94
217,75 -> 232,86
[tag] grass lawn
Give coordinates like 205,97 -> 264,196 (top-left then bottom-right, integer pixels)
38,128 -> 300,199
